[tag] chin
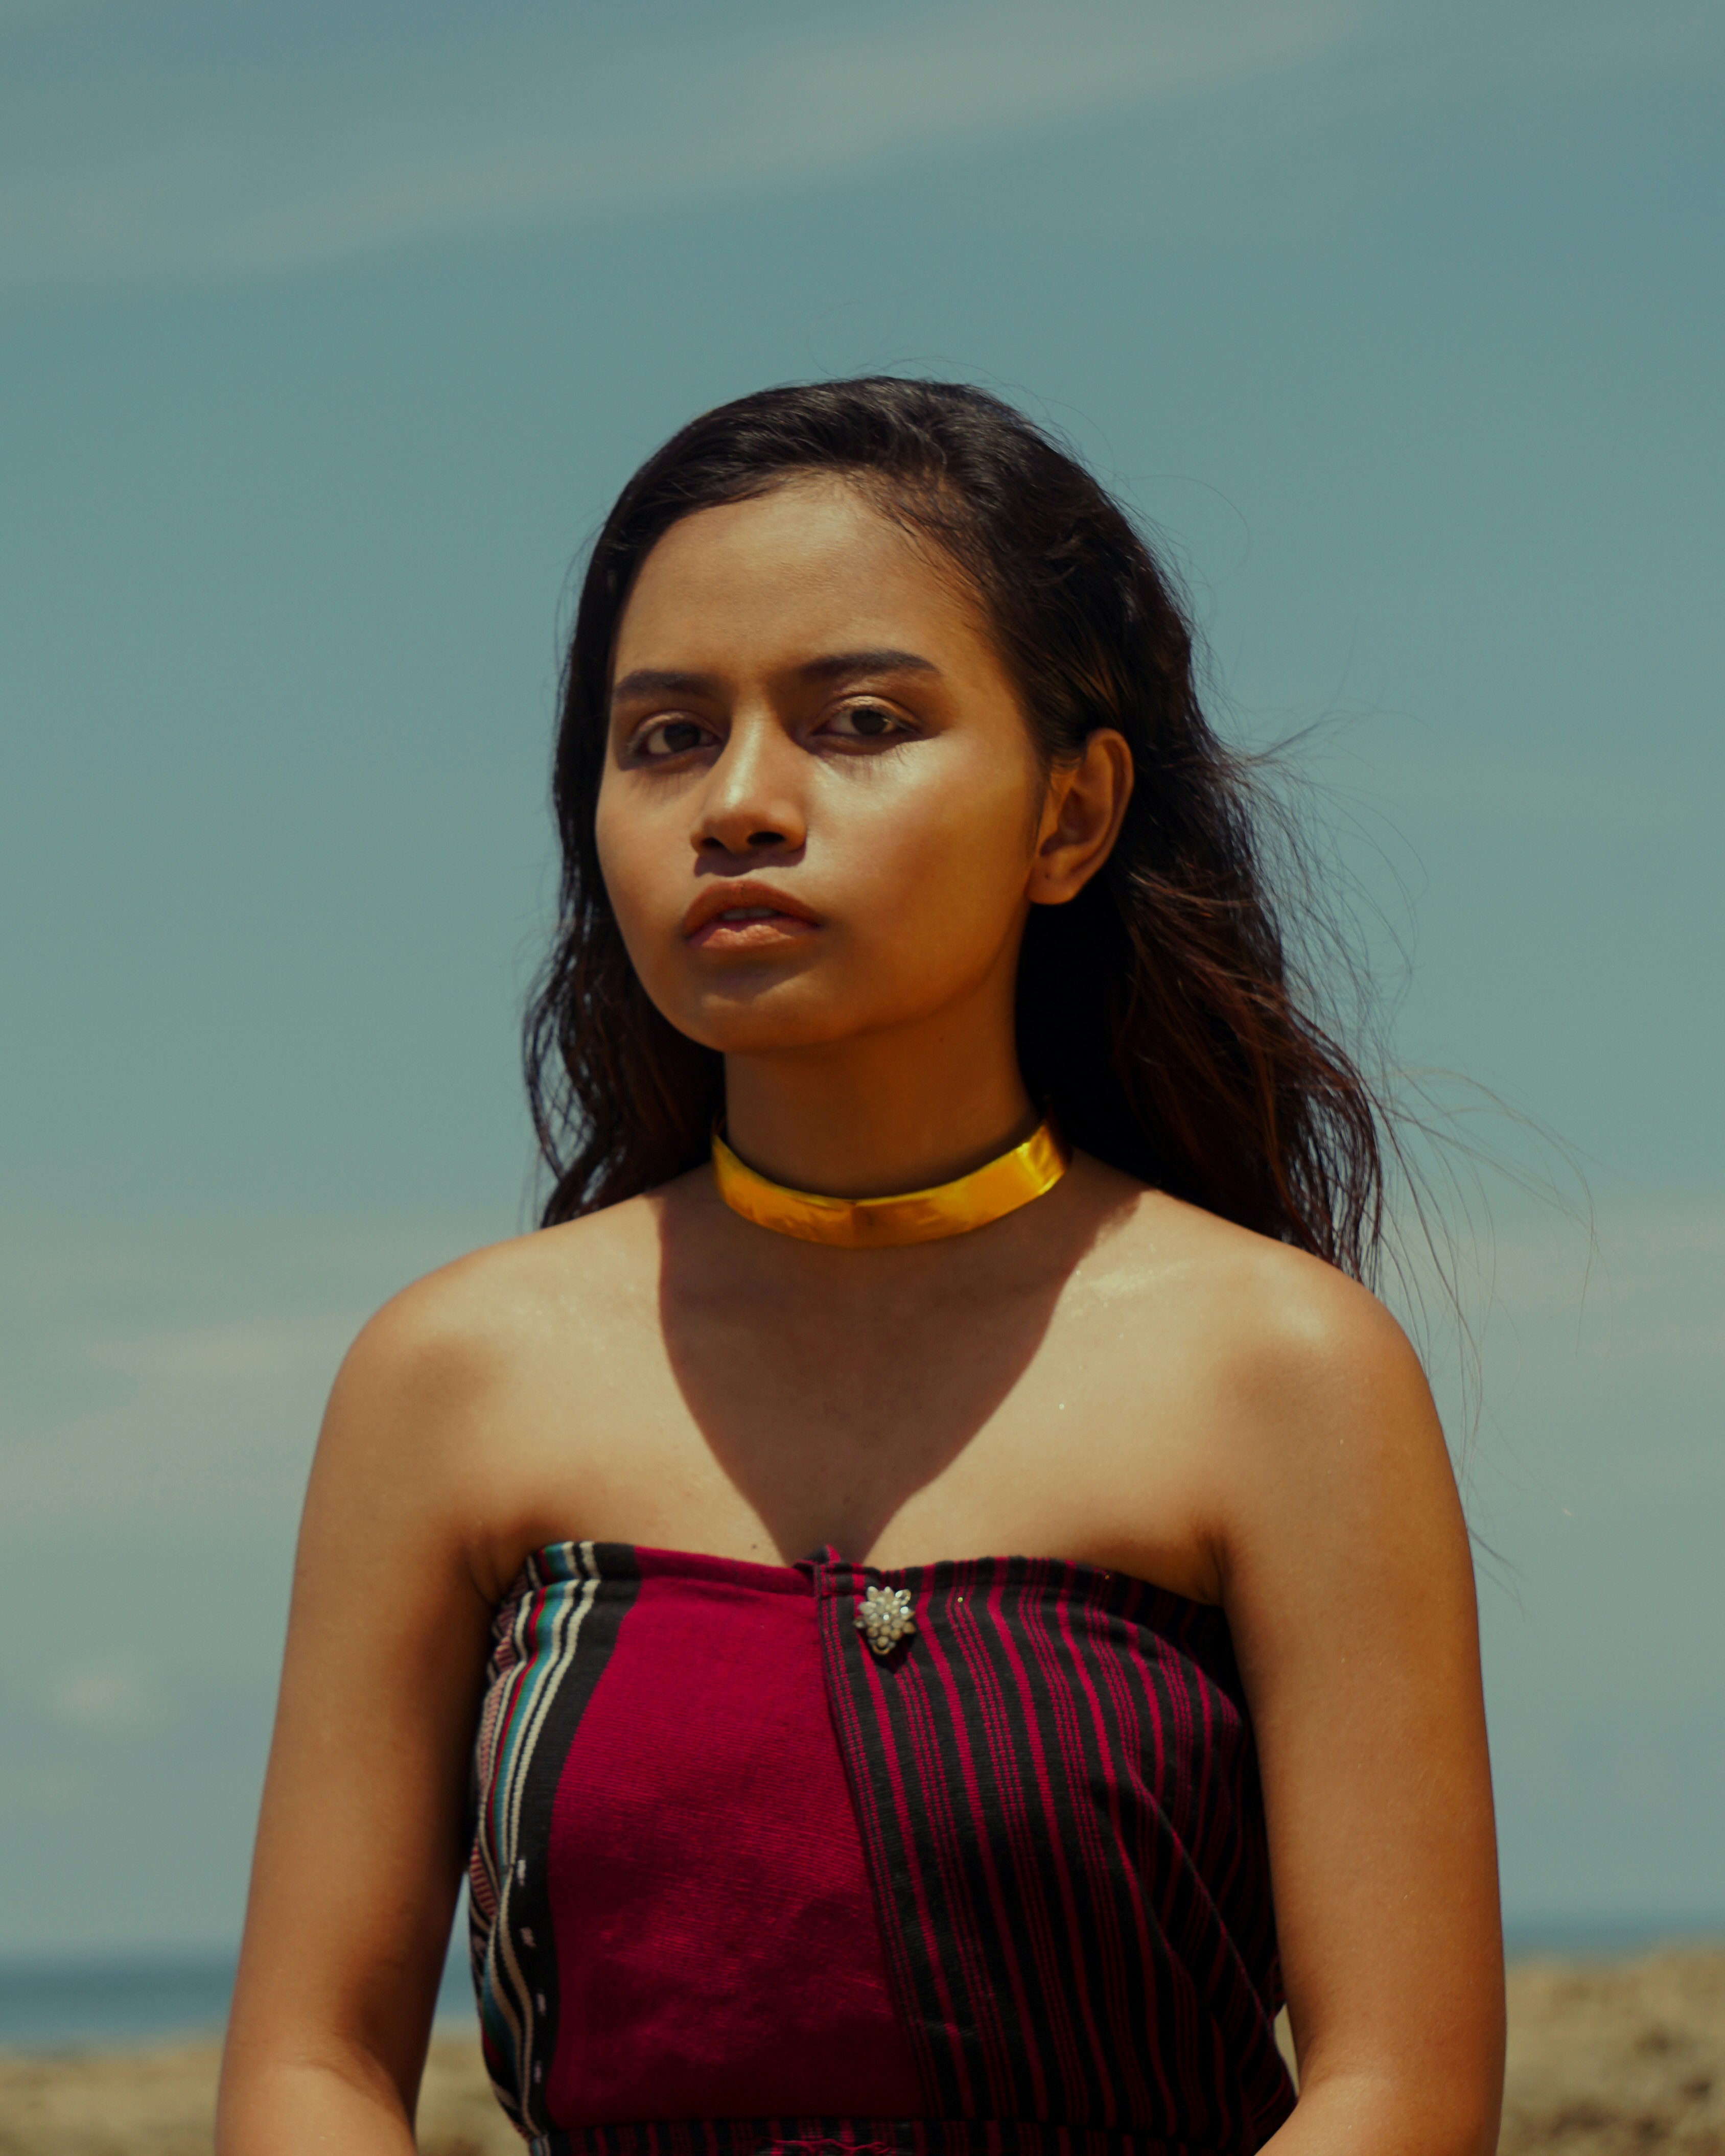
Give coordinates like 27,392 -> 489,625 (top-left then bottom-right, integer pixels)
673,980 -> 880,1058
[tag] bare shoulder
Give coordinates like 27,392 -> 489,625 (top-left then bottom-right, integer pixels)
309,1190 -> 672,1537
1080,1181 -> 1454,1565
1085,1178 -> 1424,1388
1163,1201 -> 1433,1446
339,1191 -> 664,1397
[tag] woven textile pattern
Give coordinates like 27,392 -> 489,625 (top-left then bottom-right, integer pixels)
467,1542 -> 1294,2156
468,1541 -> 639,2138
814,1554 -> 1293,2150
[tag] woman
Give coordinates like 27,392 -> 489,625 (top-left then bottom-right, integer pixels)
218,379 -> 1503,2155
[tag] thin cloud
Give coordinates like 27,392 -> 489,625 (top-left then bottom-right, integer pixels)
48,1662 -> 170,1734
78,1311 -> 356,1387
1482,1202 -> 1725,1387
0,1217 -> 487,1531
1,0 -> 1372,284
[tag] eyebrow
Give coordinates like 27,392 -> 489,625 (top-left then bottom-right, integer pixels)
798,647 -> 940,684
610,668 -> 713,704
610,648 -> 940,706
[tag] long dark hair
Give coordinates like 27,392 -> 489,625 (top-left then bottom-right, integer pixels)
526,377 -> 1387,1277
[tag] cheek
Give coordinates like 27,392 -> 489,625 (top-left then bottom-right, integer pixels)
594,775 -> 663,897
841,752 -> 1037,938
592,787 -> 665,971
592,784 -> 623,889
901,741 -> 1036,874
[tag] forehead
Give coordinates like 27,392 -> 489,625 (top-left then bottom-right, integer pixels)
614,475 -> 994,672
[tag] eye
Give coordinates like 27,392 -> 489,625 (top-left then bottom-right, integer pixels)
636,716 -> 713,760
820,701 -> 908,742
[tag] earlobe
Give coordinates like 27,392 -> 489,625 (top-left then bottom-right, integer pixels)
1029,729 -> 1133,906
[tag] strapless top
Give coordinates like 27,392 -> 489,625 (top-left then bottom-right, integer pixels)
467,1543 -> 1294,2156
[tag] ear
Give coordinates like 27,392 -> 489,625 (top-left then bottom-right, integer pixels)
1027,729 -> 1133,905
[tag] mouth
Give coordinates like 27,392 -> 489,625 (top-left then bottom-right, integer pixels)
682,884 -> 822,952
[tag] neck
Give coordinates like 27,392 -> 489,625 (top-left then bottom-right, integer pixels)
722,1017 -> 1037,1202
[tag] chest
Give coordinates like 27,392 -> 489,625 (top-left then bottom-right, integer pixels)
482,1256 -> 1228,1597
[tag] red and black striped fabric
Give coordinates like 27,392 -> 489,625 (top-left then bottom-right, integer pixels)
469,1543 -> 1294,2156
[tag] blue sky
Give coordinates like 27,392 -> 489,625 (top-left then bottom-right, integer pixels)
1,0 -> 1720,1956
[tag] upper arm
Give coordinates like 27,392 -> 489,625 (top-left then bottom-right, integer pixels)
221,1277 -> 501,2123
1214,1268 -> 1503,2152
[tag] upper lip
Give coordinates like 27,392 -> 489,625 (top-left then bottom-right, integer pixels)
682,881 -> 823,938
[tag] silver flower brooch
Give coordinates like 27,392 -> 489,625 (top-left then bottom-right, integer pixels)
854,1583 -> 917,1657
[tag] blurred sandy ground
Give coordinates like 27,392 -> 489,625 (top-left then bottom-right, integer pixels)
1,1949 -> 1721,2154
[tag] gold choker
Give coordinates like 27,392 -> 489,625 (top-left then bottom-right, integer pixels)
711,1118 -> 1070,1248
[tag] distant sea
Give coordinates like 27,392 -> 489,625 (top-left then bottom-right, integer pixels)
0,1939 -> 475,2049
3,1916 -> 1722,2050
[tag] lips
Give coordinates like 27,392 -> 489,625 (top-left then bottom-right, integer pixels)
682,881 -> 822,950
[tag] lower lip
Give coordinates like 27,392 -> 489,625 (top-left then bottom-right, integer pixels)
687,912 -> 820,952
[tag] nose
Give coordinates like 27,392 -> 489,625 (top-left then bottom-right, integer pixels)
691,715 -> 806,858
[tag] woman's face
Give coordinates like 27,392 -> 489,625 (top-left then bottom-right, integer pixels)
595,475 -> 1086,1060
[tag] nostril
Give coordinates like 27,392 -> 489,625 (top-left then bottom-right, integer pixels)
747,830 -> 784,848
